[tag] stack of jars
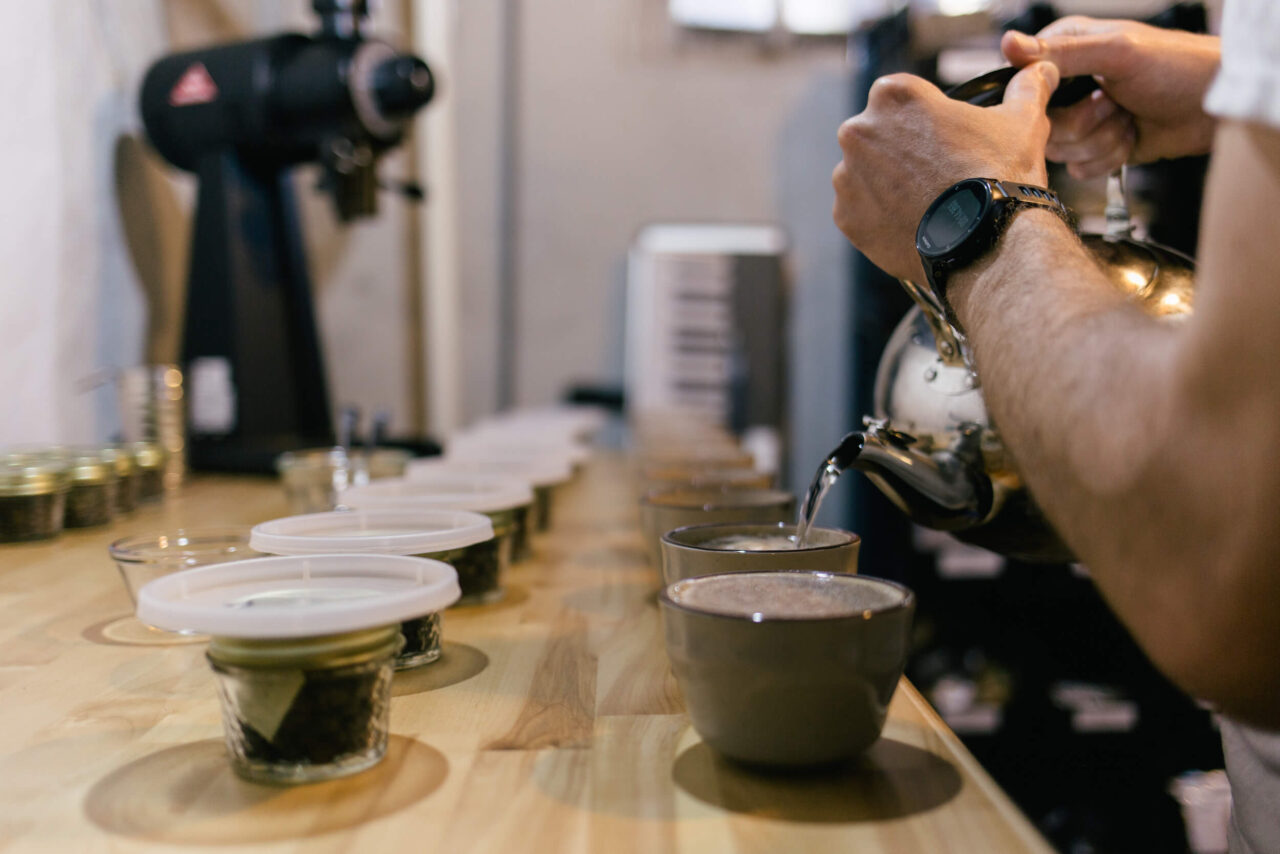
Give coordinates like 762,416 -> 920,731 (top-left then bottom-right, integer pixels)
0,442 -> 168,543
132,405 -> 603,785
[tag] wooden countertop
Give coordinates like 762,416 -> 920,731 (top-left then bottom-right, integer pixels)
0,455 -> 1053,853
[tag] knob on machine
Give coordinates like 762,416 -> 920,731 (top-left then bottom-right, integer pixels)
139,0 -> 434,472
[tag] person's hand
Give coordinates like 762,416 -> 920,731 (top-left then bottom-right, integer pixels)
1002,17 -> 1221,178
832,62 -> 1058,284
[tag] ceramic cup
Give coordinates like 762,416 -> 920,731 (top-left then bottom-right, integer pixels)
637,464 -> 774,497
660,570 -> 914,767
638,487 -> 794,566
659,522 -> 860,586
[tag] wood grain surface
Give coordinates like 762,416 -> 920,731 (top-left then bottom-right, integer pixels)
0,457 -> 1054,853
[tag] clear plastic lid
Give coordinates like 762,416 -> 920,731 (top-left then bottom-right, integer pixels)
446,431 -> 591,465
341,475 -> 534,514
251,508 -> 494,556
136,553 -> 461,637
407,455 -> 571,488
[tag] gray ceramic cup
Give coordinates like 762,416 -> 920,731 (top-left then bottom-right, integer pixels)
639,487 -> 795,566
660,522 -> 860,587
637,464 -> 775,497
661,570 -> 914,767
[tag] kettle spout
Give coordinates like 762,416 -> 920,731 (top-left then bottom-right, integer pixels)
833,423 -> 993,532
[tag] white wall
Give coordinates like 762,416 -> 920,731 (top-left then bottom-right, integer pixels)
1,0 -> 857,477
450,0 -> 855,491
496,2 -> 847,409
0,0 -> 423,446
0,1 -> 167,446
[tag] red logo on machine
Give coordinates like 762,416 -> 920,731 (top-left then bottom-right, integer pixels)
169,63 -> 219,107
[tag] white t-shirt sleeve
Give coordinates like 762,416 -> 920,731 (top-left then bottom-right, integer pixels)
1204,0 -> 1280,129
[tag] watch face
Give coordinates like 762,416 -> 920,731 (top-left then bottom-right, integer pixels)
918,181 -> 988,256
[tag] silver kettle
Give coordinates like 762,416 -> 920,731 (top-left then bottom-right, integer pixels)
830,68 -> 1196,562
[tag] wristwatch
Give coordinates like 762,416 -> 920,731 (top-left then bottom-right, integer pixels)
915,178 -> 1071,331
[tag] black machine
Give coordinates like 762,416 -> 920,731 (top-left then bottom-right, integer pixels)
140,0 -> 434,472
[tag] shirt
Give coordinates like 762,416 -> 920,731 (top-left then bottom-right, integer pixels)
1203,2 -> 1280,851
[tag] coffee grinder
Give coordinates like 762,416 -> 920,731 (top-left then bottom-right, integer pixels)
139,0 -> 434,472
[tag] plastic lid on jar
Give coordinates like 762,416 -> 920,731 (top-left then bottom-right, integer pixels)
136,553 -> 461,638
342,475 -> 534,514
407,455 -> 571,488
251,508 -> 494,556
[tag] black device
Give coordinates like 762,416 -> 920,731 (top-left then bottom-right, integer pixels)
916,178 -> 1068,331
139,0 -> 434,473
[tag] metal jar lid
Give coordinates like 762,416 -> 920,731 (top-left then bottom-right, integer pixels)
0,458 -> 69,498
343,475 -> 534,514
128,441 -> 166,471
98,446 -> 137,478
64,451 -> 118,487
207,625 -> 404,670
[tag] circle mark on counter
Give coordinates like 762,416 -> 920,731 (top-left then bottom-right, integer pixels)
82,614 -> 207,647
392,641 -> 490,696
671,738 -> 961,823
84,735 -> 447,842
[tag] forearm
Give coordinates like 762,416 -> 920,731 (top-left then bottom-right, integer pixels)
949,202 -> 1280,725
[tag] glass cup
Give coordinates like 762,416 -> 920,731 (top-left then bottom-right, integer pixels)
109,529 -> 259,606
659,522 -> 860,586
639,487 -> 794,566
275,447 -> 411,514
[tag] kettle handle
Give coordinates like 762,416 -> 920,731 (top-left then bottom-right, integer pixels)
898,68 -> 1103,369
945,66 -> 1100,109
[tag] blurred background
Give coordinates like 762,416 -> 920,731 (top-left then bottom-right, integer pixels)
0,0 -> 1230,850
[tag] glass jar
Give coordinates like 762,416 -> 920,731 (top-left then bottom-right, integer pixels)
409,456 -> 573,534
207,627 -> 402,783
0,459 -> 68,542
128,441 -> 167,501
341,476 -> 534,603
429,536 -> 508,606
275,447 -> 412,514
135,553 -> 460,784
64,451 -> 120,528
249,509 -> 482,666
99,446 -> 139,514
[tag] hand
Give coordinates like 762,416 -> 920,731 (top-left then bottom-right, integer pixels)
1003,17 -> 1221,179
833,62 -> 1058,283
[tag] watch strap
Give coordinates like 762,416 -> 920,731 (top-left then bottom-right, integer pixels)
921,178 -> 1071,333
